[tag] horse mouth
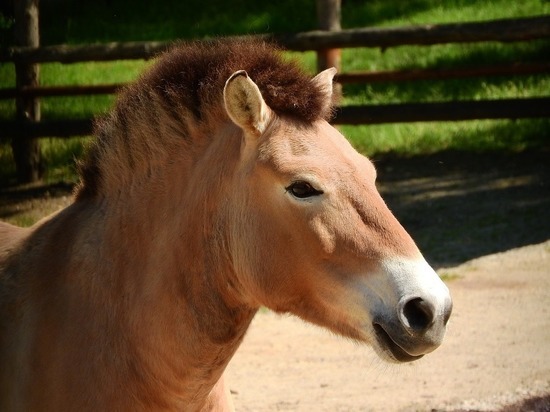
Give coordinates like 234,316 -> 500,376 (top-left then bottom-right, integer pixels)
373,324 -> 424,363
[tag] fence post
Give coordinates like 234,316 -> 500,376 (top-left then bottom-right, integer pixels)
316,0 -> 341,72
13,0 -> 43,183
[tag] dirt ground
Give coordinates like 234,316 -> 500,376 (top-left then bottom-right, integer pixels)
1,149 -> 549,411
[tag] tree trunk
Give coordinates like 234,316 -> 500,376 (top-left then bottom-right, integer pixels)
13,0 -> 43,183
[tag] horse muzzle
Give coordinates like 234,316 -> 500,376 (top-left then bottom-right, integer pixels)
372,293 -> 453,362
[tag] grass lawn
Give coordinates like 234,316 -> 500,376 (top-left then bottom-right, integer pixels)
0,0 -> 549,185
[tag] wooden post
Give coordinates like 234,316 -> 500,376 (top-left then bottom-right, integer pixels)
316,0 -> 341,73
13,0 -> 43,183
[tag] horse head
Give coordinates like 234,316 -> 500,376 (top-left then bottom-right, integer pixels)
223,69 -> 452,362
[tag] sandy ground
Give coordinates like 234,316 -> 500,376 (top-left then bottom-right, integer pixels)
226,241 -> 550,411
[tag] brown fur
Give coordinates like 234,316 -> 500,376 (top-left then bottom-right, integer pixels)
77,39 -> 332,200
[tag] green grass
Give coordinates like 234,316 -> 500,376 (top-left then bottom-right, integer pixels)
343,0 -> 547,27
343,119 -> 549,156
0,0 -> 549,185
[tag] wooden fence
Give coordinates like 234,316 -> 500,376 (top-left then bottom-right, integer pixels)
1,7 -> 550,180
2,15 -> 550,135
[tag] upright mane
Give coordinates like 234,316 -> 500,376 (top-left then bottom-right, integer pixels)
76,39 -> 334,199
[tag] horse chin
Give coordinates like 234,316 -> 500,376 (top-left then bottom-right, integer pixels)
372,324 -> 424,363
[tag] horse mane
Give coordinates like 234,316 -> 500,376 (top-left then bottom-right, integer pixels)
76,39 -> 334,200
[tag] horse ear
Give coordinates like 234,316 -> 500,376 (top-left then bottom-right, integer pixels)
224,70 -> 271,136
311,67 -> 337,115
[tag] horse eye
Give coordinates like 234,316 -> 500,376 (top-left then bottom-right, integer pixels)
286,181 -> 324,199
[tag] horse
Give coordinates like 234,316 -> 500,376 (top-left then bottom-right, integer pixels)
0,39 -> 452,411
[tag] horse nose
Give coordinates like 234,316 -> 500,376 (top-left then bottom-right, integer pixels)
398,296 -> 452,335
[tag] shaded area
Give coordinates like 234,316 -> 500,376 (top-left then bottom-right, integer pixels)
375,148 -> 550,267
0,182 -> 73,224
38,0 -> 318,45
449,394 -> 550,412
499,394 -> 550,412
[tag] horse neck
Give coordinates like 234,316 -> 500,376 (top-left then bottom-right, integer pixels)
79,122 -> 256,406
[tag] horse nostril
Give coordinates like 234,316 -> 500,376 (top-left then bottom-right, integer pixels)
402,297 -> 435,332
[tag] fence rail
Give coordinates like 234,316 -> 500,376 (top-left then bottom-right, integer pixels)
334,97 -> 550,125
2,97 -> 549,138
2,16 -> 549,64
275,15 -> 550,50
336,62 -> 550,84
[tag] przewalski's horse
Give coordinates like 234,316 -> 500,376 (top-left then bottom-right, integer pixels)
0,40 -> 452,411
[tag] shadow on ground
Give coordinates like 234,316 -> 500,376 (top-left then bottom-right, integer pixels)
0,182 -> 74,223
499,394 -> 550,412
448,394 -> 550,412
374,148 -> 550,268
